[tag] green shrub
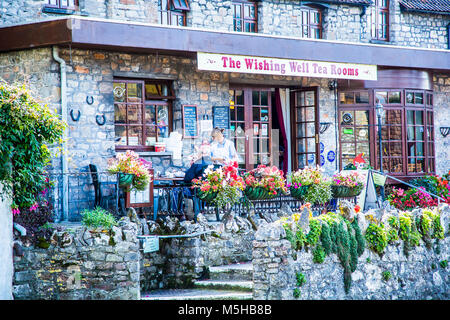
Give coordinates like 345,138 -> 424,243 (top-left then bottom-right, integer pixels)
81,207 -> 117,230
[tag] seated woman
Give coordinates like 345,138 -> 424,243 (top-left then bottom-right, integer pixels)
183,141 -> 213,184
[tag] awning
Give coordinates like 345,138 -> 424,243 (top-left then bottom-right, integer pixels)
0,16 -> 449,72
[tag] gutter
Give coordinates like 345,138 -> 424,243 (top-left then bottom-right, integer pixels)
52,46 -> 69,222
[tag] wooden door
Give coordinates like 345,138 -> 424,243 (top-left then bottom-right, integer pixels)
229,88 -> 272,171
290,88 -> 320,170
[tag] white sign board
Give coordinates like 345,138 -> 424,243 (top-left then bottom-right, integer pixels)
197,52 -> 377,81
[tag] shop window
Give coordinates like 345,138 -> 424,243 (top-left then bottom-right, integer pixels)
232,1 -> 257,33
114,79 -> 173,150
339,89 -> 435,176
299,6 -> 322,39
370,0 -> 389,42
159,0 -> 190,26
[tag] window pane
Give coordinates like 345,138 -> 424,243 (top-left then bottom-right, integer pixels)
260,91 -> 268,106
234,4 -> 241,18
340,92 -> 354,104
114,104 -> 126,124
342,143 -> 355,157
341,111 -> 354,125
253,108 -> 260,121
252,91 -> 259,105
389,142 -> 402,156
235,90 -> 244,105
390,158 -> 403,173
115,126 -> 127,146
145,126 -> 157,146
128,127 -> 142,146
260,108 -> 269,121
157,105 -> 169,126
157,126 -> 169,140
414,92 -> 424,104
406,92 -> 414,104
113,82 -> 126,102
388,91 -> 401,104
355,92 -> 369,104
415,126 -> 424,140
415,111 -> 423,125
127,104 -> 142,124
375,91 -> 387,104
145,105 -> 156,125
237,106 -> 244,121
389,126 -> 402,140
407,110 -> 414,125
127,83 -> 142,103
355,110 -> 369,125
49,0 -> 58,5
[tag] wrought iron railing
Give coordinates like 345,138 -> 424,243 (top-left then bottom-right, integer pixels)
44,170 -> 120,222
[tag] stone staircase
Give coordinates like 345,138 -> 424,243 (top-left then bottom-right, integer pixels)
141,262 -> 253,300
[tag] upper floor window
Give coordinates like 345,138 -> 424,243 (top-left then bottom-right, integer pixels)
371,0 -> 389,41
159,0 -> 190,27
299,6 -> 322,39
232,1 -> 257,33
47,0 -> 78,9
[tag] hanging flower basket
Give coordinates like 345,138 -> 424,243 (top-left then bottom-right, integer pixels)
198,190 -> 218,203
245,186 -> 279,200
331,184 -> 363,198
118,173 -> 134,189
290,185 -> 310,200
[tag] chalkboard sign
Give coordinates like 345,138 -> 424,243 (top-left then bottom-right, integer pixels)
182,105 -> 198,138
212,106 -> 230,137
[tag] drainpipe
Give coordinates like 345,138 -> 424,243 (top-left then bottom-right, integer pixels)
52,46 -> 69,222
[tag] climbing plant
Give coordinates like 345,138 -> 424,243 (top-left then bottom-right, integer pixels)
0,81 -> 66,210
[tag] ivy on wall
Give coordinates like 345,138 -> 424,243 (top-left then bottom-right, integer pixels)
0,81 -> 66,210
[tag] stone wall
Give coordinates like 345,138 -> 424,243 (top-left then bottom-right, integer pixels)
252,206 -> 450,300
140,214 -> 255,291
1,1 -> 448,49
433,73 -> 450,176
13,219 -> 140,300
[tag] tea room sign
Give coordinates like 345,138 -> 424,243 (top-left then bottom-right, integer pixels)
197,52 -> 377,81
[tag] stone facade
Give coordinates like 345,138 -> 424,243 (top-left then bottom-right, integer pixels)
1,1 -> 448,49
13,219 -> 140,300
252,205 -> 450,300
433,73 -> 450,176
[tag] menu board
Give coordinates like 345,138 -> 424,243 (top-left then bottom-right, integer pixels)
182,105 -> 198,138
212,106 -> 230,138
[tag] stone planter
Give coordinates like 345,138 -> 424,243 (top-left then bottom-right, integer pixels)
331,184 -> 363,198
245,186 -> 279,200
289,185 -> 310,200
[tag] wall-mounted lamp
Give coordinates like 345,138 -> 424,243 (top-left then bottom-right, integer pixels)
440,127 -> 450,138
328,80 -> 337,91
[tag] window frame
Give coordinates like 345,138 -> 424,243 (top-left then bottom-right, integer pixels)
114,79 -> 174,152
45,0 -> 78,10
299,5 -> 323,39
370,0 -> 390,42
232,0 -> 258,33
159,0 -> 188,26
338,88 -> 435,178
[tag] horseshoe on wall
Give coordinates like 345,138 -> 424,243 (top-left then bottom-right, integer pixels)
70,109 -> 81,122
86,95 -> 94,105
95,114 -> 106,126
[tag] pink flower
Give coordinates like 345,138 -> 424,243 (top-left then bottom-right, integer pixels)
12,208 -> 20,215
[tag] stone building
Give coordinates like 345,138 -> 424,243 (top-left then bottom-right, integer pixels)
0,0 -> 449,220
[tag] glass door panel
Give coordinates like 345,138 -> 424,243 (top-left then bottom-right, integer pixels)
291,89 -> 319,170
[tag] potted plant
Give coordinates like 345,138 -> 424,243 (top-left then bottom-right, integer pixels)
244,165 -> 287,200
107,150 -> 152,191
331,170 -> 365,198
81,207 -> 117,234
192,161 -> 245,208
288,166 -> 324,200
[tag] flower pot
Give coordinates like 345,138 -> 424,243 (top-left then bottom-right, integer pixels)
290,185 -> 310,200
245,186 -> 278,200
198,190 -> 218,203
331,185 -> 363,198
118,173 -> 134,189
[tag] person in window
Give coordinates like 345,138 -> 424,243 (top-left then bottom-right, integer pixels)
183,141 -> 213,184
210,127 -> 238,165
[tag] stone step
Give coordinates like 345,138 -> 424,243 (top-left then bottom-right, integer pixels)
141,289 -> 253,300
194,280 -> 253,292
208,262 -> 253,281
